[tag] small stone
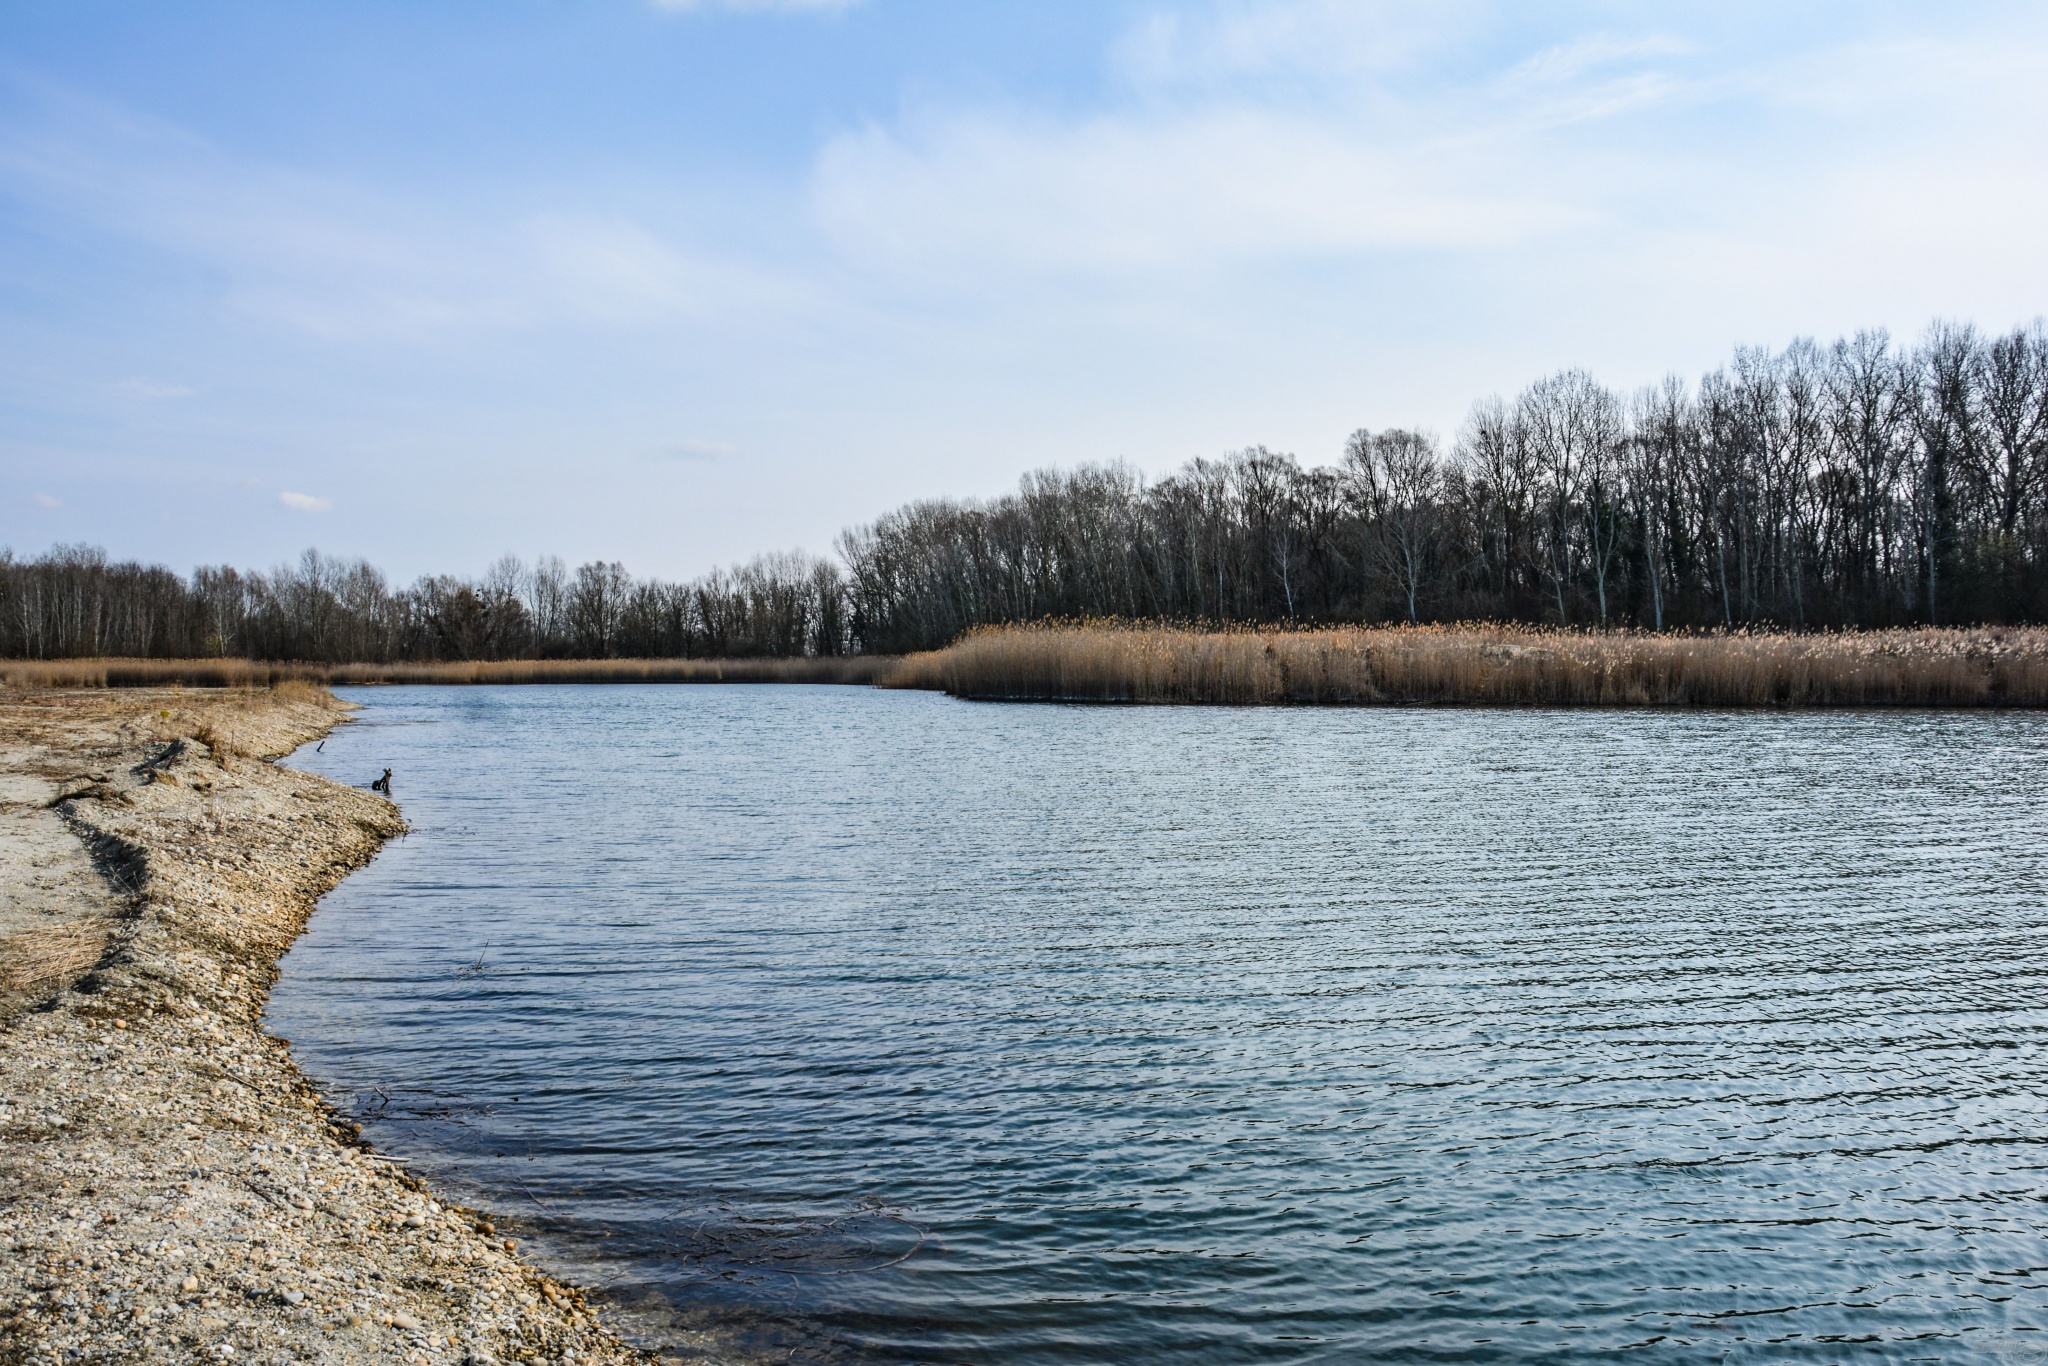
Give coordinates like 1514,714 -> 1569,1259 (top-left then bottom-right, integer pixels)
502,1239 -> 516,1252
179,1276 -> 200,1294
281,1289 -> 304,1306
403,1214 -> 426,1229
391,1311 -> 421,1331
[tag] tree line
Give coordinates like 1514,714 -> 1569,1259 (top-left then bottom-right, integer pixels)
6,321 -> 2045,661
0,546 -> 847,662
840,322 -> 2048,650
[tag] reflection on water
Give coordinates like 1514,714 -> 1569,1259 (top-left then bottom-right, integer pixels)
274,685 -> 2048,1363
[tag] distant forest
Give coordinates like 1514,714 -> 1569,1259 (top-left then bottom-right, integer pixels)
7,322 -> 2047,661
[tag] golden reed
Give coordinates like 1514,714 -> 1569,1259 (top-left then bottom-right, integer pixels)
13,631 -> 2047,705
882,623 -> 2048,707
0,656 -> 898,689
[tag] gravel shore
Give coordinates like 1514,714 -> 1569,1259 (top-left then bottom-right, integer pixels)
0,686 -> 666,1366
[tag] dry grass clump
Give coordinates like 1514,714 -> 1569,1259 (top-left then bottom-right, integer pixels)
0,656 -> 896,688
0,923 -> 112,1013
188,718 -> 242,764
124,680 -> 347,762
270,677 -> 340,707
883,622 -> 2048,708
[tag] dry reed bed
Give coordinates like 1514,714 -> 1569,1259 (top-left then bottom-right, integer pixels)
0,655 -> 896,688
13,632 -> 2048,705
885,624 -> 2048,707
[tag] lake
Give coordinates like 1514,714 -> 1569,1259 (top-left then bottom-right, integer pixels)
273,685 -> 2048,1363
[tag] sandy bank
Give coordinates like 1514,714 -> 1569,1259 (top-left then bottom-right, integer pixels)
0,687 -> 683,1365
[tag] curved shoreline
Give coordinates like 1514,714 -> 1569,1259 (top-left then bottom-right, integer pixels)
0,687 -> 669,1365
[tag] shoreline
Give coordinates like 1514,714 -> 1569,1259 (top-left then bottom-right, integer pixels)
0,686 -> 673,1366
7,624 -> 2048,707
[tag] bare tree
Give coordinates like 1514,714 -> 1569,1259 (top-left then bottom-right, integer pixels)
1629,379 -> 1691,631
569,561 -> 631,656
1975,324 -> 2048,553
1520,370 -> 1620,624
1346,428 -> 1445,622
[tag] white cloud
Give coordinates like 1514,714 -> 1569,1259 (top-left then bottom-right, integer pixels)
278,491 -> 332,512
33,493 -> 62,509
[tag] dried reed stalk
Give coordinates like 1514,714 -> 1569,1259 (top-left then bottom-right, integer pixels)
0,922 -> 113,1006
883,623 -> 2048,708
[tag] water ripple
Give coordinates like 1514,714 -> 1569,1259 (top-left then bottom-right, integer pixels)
273,687 -> 2048,1364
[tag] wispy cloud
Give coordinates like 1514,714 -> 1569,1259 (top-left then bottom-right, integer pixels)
33,493 -> 62,509
113,377 -> 194,399
1113,0 -> 1473,92
0,79 -> 797,344
655,439 -> 736,462
809,0 -> 2048,327
816,107 -> 1587,279
278,491 -> 332,512
802,6 -> 1730,286
1486,33 -> 1696,129
649,0 -> 860,13
523,215 -> 754,326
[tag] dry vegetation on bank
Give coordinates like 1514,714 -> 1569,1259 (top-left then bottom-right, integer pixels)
0,656 -> 896,689
884,623 -> 2048,707
10,627 -> 2048,707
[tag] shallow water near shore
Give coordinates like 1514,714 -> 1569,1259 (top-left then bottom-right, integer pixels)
274,685 -> 2048,1364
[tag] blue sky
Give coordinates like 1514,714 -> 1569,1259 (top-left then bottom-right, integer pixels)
5,0 -> 2048,580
